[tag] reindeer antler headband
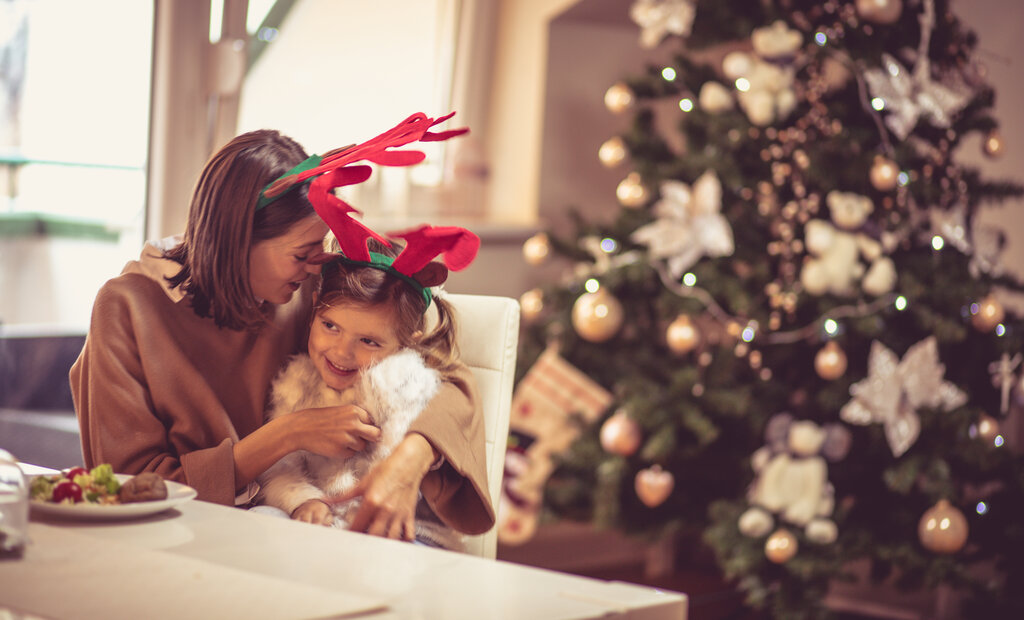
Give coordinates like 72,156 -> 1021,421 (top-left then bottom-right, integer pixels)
259,112 -> 479,309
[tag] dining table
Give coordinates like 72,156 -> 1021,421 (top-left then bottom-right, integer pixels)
1,464 -> 687,619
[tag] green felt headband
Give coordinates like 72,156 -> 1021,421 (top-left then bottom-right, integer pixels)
255,154 -> 323,210
327,251 -> 433,310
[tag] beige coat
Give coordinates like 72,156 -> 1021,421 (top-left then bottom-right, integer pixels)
69,242 -> 494,535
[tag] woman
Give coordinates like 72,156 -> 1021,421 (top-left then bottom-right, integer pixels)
70,123 -> 494,540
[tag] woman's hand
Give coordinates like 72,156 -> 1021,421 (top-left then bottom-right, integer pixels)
290,405 -> 382,459
291,498 -> 334,526
327,433 -> 438,541
233,405 -> 381,489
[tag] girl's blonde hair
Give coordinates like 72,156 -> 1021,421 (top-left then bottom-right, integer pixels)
315,239 -> 460,374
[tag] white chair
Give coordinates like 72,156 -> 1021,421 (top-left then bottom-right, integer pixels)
444,293 -> 520,559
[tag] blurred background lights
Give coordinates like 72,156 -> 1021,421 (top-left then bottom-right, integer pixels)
995,435 -> 1005,447
735,77 -> 751,92
976,502 -> 988,515
600,238 -> 618,253
256,26 -> 278,42
823,319 -> 839,335
679,98 -> 694,112
897,171 -> 910,186
662,67 -> 677,81
970,302 -> 980,315
682,272 -> 697,286
895,295 -> 908,311
932,235 -> 945,250
741,326 -> 756,342
995,324 -> 1006,336
585,278 -> 600,293
871,97 -> 886,111
814,32 -> 827,45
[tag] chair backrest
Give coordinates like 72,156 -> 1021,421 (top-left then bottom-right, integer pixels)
444,293 -> 519,558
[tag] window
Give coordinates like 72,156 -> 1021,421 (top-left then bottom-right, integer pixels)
0,0 -> 153,328
235,0 -> 470,225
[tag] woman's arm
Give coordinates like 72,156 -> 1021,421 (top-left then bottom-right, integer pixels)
234,406 -> 379,489
71,277 -> 380,505
70,280 -> 240,503
333,361 -> 495,538
333,432 -> 437,540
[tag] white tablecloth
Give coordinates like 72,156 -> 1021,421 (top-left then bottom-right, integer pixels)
2,489 -> 687,619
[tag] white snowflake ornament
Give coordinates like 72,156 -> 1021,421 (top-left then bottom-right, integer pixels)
631,170 -> 735,278
629,0 -> 696,48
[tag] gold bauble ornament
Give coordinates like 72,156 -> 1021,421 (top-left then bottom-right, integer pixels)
616,172 -> 649,208
598,136 -> 627,168
572,288 -> 624,342
918,499 -> 969,554
856,0 -> 902,25
869,155 -> 899,192
519,288 -> 544,323
983,131 -> 1005,158
666,314 -> 701,355
765,528 -> 799,563
975,414 -> 1000,443
971,295 -> 1005,332
600,410 -> 643,456
634,465 -> 674,507
604,82 -> 635,114
522,232 -> 551,266
814,341 -> 848,380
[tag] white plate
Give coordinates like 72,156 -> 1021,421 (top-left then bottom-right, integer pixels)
29,473 -> 197,521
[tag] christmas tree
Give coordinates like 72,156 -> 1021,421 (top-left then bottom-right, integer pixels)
512,0 -> 1024,617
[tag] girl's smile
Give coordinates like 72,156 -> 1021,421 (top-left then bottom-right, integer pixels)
308,302 -> 403,391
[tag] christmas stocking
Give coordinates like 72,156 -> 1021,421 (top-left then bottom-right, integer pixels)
498,347 -> 613,545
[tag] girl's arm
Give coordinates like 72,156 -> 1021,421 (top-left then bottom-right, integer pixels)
254,449 -> 326,515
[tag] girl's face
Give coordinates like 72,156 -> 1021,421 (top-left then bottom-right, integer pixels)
248,215 -> 329,305
308,301 -> 404,391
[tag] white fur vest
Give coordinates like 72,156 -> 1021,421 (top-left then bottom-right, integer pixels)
256,349 -> 462,549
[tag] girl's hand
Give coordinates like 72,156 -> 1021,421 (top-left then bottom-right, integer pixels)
291,498 -> 334,526
326,434 -> 437,541
290,405 -> 382,458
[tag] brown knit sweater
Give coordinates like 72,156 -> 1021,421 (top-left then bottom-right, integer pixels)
69,244 -> 494,535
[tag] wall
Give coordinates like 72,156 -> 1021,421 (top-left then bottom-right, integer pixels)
958,0 -> 1024,308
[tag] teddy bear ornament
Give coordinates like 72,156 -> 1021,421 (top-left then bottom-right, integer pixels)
737,414 -> 852,557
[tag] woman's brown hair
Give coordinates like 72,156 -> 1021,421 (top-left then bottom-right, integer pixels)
315,240 -> 460,374
164,130 -> 316,330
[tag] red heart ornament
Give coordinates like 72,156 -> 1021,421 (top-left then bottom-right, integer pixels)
634,465 -> 674,508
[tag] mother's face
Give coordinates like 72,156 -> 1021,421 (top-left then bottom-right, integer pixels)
248,215 -> 329,305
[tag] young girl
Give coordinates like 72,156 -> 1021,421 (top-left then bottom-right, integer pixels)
257,232 -> 478,550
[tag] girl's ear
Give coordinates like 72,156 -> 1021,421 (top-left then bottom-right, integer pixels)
411,261 -> 448,287
410,329 -> 424,344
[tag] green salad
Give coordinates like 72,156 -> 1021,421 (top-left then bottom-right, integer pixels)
30,464 -> 122,505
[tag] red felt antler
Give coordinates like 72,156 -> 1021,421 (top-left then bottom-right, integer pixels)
390,225 -> 480,275
296,112 -> 469,262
